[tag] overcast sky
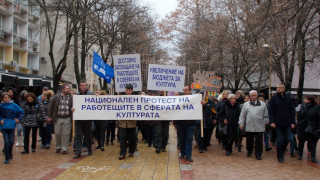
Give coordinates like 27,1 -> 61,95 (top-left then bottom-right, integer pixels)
140,0 -> 178,19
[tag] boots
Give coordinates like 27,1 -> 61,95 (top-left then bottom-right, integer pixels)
16,136 -> 22,147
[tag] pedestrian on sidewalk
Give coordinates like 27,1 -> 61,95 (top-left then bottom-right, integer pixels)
94,90 -> 108,151
218,94 -> 240,156
0,92 -> 24,164
239,90 -> 269,160
47,84 -> 73,155
154,90 -> 170,153
21,93 -> 46,154
118,84 -> 137,160
268,84 -> 296,163
176,85 -> 196,162
258,94 -> 272,152
73,81 -> 93,159
197,93 -> 216,153
16,90 -> 27,147
40,91 -> 54,149
297,95 -> 320,163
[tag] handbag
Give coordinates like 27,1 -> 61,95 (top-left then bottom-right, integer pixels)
305,121 -> 313,134
219,123 -> 227,135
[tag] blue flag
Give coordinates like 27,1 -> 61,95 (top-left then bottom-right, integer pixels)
92,52 -> 114,84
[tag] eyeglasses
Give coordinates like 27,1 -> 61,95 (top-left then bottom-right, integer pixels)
183,89 -> 189,91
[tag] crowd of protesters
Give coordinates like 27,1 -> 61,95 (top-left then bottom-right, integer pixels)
0,83 -> 319,165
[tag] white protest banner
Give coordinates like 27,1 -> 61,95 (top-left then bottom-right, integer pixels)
147,64 -> 186,92
113,54 -> 142,92
73,94 -> 202,120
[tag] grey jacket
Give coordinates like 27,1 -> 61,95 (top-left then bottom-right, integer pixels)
238,101 -> 269,132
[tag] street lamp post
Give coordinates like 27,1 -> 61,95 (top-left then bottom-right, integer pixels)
263,44 -> 272,100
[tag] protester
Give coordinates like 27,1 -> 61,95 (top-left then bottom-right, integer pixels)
297,95 -> 320,163
73,81 -> 93,159
47,84 -> 73,154
239,90 -> 269,160
21,93 -> 46,154
236,90 -> 245,104
118,84 -> 137,160
237,93 -> 250,152
106,120 -> 116,145
176,85 -> 196,162
197,93 -> 216,153
0,92 -> 24,164
218,94 -> 241,156
268,84 -> 295,163
94,90 -> 108,151
16,90 -> 27,147
40,91 -> 54,149
6,87 -> 19,104
258,94 -> 272,152
215,90 -> 229,148
37,86 -> 49,101
154,90 -> 170,153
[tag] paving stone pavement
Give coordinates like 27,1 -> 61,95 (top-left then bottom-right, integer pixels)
0,125 -> 319,180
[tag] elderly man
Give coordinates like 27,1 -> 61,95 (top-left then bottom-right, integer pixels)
239,90 -> 269,160
268,84 -> 295,163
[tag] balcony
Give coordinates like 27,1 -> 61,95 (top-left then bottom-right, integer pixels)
0,2 -> 13,15
13,34 -> 20,43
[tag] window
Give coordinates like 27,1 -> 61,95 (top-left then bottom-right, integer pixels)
13,22 -> 19,35
0,46 -> 4,61
28,28 -> 32,39
13,50 -> 19,63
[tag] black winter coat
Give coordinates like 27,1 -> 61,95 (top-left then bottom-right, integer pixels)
297,103 -> 320,141
268,93 -> 295,128
218,100 -> 241,140
196,99 -> 216,128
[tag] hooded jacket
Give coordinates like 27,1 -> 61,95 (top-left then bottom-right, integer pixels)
0,102 -> 25,129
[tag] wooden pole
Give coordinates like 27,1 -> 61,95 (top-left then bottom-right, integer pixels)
201,91 -> 206,137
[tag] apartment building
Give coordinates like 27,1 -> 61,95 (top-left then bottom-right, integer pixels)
0,0 -> 48,89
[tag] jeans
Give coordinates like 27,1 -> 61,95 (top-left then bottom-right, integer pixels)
40,124 -> 53,146
24,126 -> 38,151
289,133 -> 296,154
16,123 -> 23,136
177,124 -> 196,159
275,127 -> 291,159
2,129 -> 15,160
264,128 -> 272,148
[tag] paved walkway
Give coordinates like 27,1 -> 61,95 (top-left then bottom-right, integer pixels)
0,125 -> 319,180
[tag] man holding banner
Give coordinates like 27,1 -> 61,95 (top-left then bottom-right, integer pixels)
118,84 -> 137,160
73,81 -> 94,159
176,85 -> 196,162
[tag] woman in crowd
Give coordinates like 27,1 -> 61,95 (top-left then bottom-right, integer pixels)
238,93 -> 250,152
297,95 -> 320,163
0,92 -> 25,164
218,94 -> 241,156
94,90 -> 108,151
16,90 -> 27,147
20,93 -> 46,154
236,90 -> 245,104
215,90 -> 230,148
40,91 -> 54,149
